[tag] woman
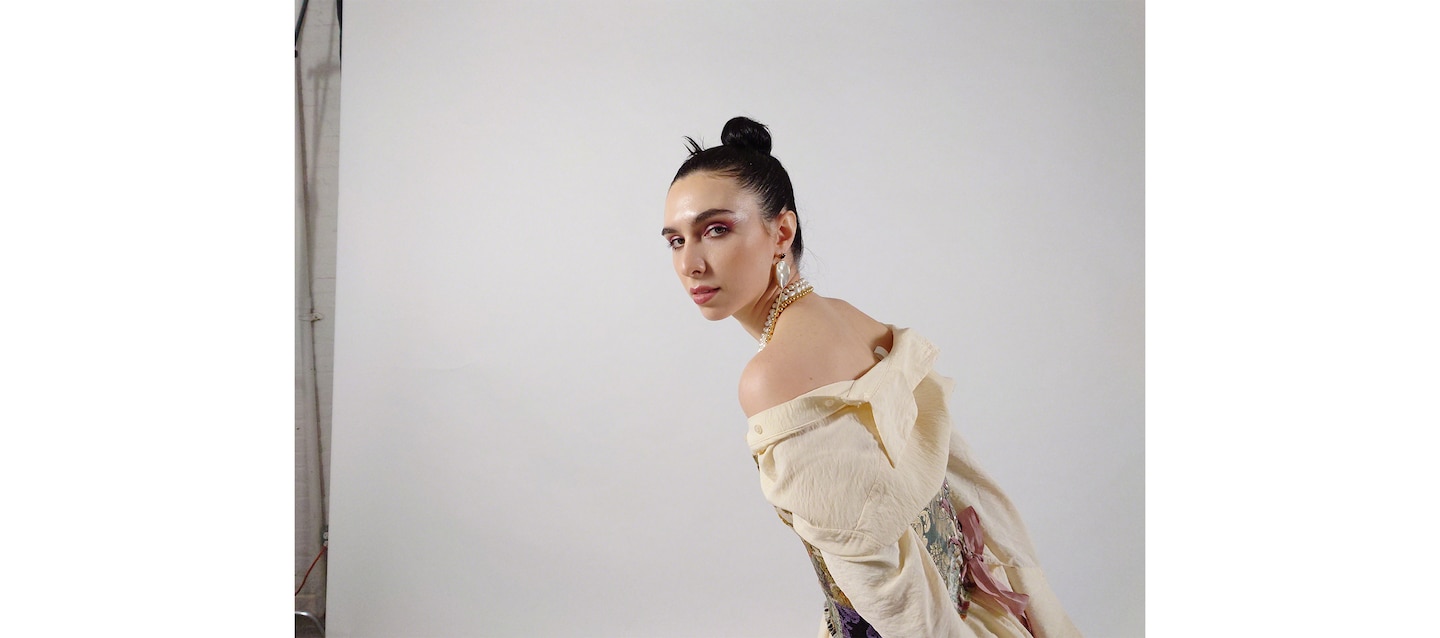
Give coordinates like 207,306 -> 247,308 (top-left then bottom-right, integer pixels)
662,117 -> 1081,638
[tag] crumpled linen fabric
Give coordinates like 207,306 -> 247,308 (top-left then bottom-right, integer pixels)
746,326 -> 1083,638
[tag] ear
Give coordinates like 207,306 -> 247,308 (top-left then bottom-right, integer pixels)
773,209 -> 798,255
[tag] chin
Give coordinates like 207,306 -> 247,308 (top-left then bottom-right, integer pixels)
697,305 -> 732,322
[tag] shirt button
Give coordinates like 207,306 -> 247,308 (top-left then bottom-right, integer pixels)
754,424 -> 763,434
823,399 -> 836,408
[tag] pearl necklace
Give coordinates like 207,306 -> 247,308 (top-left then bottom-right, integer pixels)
758,278 -> 813,351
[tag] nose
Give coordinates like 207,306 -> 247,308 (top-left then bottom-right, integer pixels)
679,244 -> 706,278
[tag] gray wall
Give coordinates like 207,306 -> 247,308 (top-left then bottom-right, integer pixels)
295,0 -> 343,620
328,2 -> 1143,636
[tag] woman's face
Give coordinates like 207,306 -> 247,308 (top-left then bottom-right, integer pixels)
662,172 -> 780,321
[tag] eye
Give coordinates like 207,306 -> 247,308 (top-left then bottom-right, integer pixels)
666,235 -> 683,250
704,223 -> 730,237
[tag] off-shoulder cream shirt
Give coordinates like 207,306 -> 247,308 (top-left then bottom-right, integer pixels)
746,326 -> 1082,638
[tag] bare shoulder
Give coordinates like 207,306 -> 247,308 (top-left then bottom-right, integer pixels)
738,295 -> 892,418
737,306 -> 835,418
738,348 -> 813,418
816,296 -> 893,352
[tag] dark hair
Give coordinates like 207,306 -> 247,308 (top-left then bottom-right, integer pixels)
672,116 -> 804,263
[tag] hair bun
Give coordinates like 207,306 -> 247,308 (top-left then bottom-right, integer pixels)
720,116 -> 773,155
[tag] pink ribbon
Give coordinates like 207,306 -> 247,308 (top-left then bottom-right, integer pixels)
954,505 -> 1034,635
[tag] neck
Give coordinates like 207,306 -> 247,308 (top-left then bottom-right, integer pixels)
737,277 -> 814,347
735,283 -> 783,342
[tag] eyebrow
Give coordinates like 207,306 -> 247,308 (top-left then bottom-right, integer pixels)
661,208 -> 735,236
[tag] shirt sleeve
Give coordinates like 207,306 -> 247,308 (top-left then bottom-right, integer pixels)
755,374 -> 965,636
816,524 -> 969,636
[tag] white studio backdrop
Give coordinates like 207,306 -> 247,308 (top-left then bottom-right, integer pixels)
328,2 -> 1143,637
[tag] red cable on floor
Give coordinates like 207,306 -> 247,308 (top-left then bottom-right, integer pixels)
295,545 -> 328,596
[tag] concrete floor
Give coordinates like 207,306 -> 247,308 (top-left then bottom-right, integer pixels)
295,612 -> 324,637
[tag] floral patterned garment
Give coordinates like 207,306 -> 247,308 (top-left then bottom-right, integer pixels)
797,479 -> 1029,638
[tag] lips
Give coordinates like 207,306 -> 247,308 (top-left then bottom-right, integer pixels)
690,286 -> 719,305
